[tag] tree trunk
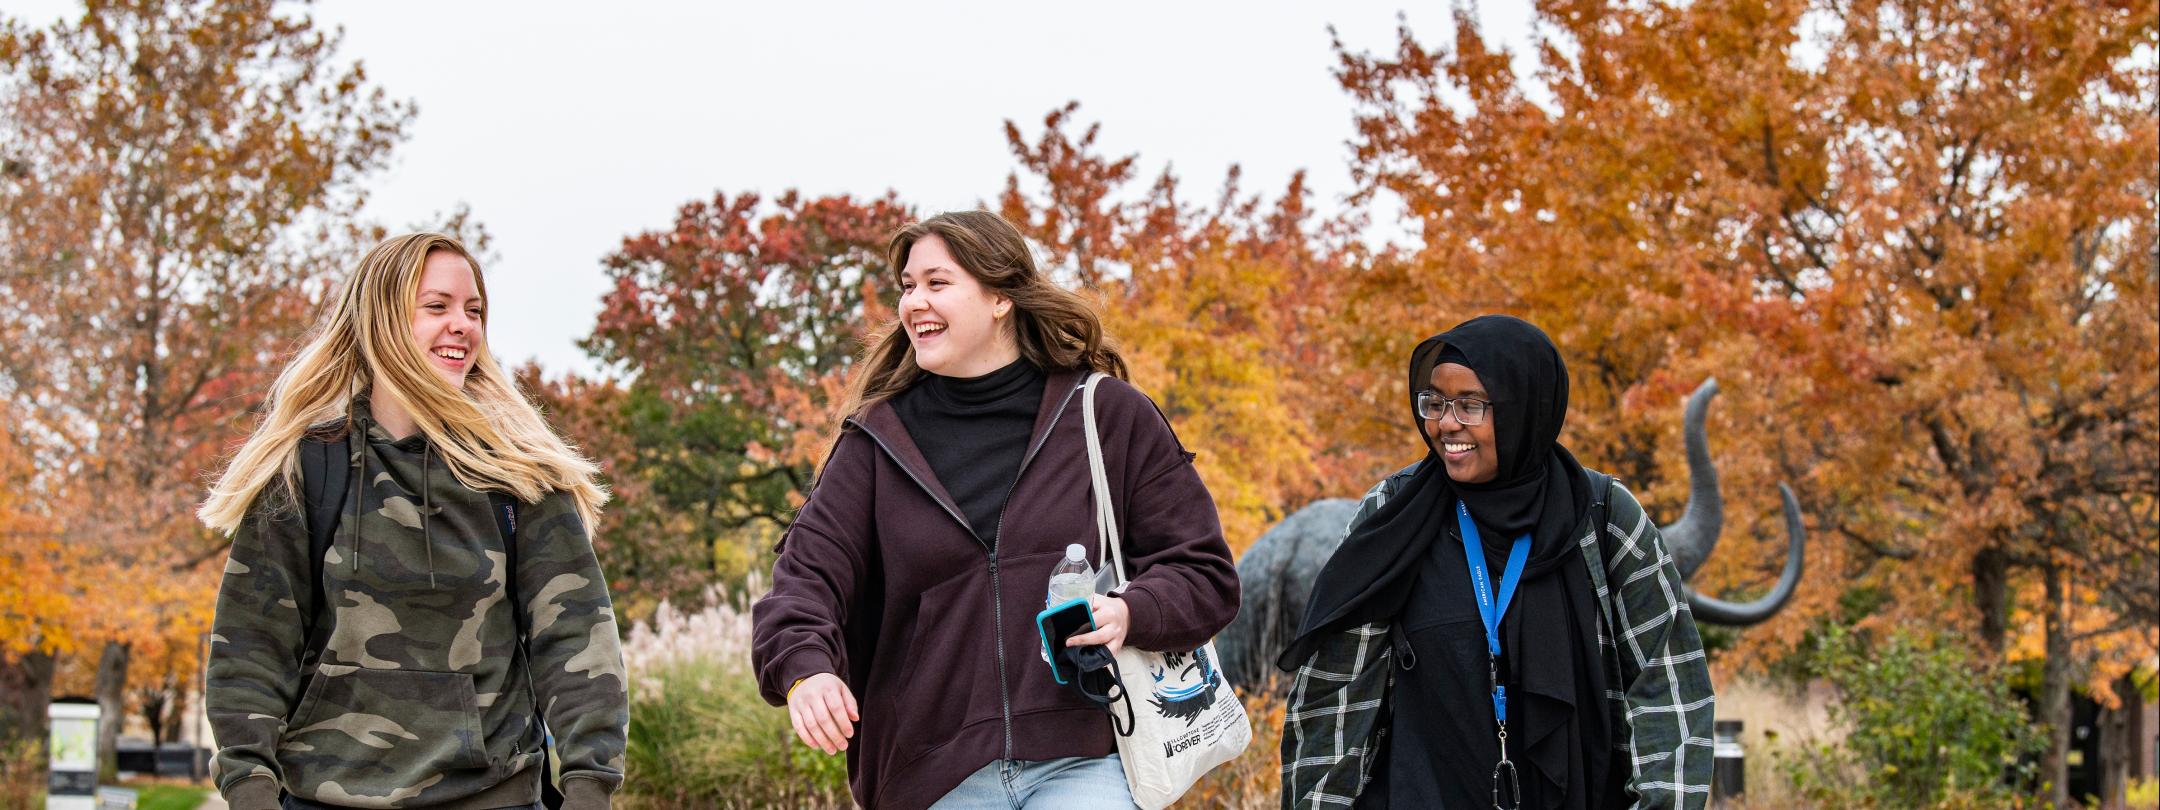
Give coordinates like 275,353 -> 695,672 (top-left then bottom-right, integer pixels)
94,641 -> 128,781
1972,545 -> 2010,653
160,683 -> 187,749
140,688 -> 167,747
2098,673 -> 2145,810
0,651 -> 57,747
2041,562 -> 2073,810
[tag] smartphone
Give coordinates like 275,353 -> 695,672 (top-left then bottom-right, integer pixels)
1036,597 -> 1096,685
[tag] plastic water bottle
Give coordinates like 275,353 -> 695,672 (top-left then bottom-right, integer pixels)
1044,544 -> 1095,665
1048,544 -> 1094,606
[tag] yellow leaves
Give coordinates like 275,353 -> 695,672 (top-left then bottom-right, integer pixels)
0,538 -> 80,660
1099,242 -> 1331,552
0,403 -> 77,662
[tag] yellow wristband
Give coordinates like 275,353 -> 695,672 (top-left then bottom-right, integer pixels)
787,677 -> 807,702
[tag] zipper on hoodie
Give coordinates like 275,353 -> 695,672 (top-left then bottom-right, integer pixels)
848,379 -> 1085,776
982,381 -> 1082,770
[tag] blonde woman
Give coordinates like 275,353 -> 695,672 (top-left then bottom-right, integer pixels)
200,233 -> 627,810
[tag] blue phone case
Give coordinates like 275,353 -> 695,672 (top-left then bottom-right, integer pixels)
1036,597 -> 1096,685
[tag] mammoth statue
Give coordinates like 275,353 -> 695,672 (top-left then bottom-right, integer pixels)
1217,378 -> 1805,691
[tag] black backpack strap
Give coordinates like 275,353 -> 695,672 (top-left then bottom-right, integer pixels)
490,491 -> 561,808
298,436 -> 350,658
1585,470 -> 1618,568
1579,469 -> 1623,645
489,492 -> 525,642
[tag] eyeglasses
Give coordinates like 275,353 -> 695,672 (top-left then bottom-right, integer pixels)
1416,391 -> 1491,425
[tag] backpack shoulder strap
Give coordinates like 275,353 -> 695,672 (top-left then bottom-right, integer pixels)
489,492 -> 525,643
298,435 -> 350,646
1587,470 -> 1617,560
491,489 -> 556,803
1577,470 -> 1620,628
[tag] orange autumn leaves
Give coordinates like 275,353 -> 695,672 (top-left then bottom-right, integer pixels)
2,0 -> 412,735
0,2 -> 2145,765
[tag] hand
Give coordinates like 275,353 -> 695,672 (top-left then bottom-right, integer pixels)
786,672 -> 858,755
1065,594 -> 1131,655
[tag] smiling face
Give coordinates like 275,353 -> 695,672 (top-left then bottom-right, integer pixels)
898,233 -> 1018,377
411,249 -> 485,389
1424,361 -> 1499,484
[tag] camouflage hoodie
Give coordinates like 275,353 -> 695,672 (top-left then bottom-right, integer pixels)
207,402 -> 628,810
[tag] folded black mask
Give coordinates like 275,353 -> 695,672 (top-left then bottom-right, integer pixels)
1059,643 -> 1135,736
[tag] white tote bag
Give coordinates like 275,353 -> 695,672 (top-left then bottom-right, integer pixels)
1081,373 -> 1252,810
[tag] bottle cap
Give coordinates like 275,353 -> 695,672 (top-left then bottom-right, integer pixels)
1066,543 -> 1087,562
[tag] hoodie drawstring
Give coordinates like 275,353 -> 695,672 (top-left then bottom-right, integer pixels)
350,420 -> 364,576
349,409 -> 440,589
423,443 -> 436,588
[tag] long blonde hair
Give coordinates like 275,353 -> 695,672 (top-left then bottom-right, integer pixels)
833,210 -> 1127,428
200,232 -> 606,534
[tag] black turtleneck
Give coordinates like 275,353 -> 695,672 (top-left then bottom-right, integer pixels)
892,358 -> 1047,543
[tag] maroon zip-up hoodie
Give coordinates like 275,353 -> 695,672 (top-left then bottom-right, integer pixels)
751,371 -> 1240,809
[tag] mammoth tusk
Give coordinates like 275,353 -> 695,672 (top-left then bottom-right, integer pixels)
1656,377 -> 1807,626
1663,378 -> 1723,581
1685,483 -> 1806,626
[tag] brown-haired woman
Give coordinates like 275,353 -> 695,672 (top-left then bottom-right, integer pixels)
752,210 -> 1240,809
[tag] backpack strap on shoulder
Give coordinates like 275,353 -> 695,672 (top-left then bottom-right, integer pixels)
298,434 -> 350,650
1587,470 -> 1617,560
489,492 -> 525,643
489,490 -> 558,805
1577,470 -> 1621,631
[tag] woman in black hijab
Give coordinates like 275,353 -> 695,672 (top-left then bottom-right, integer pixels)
1278,315 -> 1715,810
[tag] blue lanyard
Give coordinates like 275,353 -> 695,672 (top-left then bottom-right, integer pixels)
1456,500 -> 1531,725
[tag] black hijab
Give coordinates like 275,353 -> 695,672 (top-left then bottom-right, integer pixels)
1280,315 -> 1614,808
1425,321 -> 1591,566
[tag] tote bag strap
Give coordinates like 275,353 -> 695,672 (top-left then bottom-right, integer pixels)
1081,372 -> 1130,587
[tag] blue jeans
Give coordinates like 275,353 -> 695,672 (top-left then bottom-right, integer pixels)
929,754 -> 1137,809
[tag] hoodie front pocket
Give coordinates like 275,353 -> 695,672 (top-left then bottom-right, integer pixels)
281,664 -> 490,802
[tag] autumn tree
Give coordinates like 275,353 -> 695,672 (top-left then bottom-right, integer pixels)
0,397 -> 75,746
572,191 -> 913,611
1333,2 -> 2156,804
999,104 -> 1386,549
0,0 -> 412,768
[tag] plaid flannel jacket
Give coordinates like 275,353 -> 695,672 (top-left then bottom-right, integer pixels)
1280,465 -> 1716,809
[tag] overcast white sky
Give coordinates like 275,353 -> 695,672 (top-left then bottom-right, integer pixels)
12,1 -> 1540,377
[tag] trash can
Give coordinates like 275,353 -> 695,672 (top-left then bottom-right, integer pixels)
1711,719 -> 1745,805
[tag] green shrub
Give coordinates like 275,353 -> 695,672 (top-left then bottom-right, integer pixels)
1778,625 -> 2043,808
616,582 -> 849,808
619,654 -> 849,809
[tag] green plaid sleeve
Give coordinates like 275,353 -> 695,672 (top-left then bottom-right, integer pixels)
1280,470 -> 1410,809
1598,483 -> 1715,809
1281,622 -> 1392,809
